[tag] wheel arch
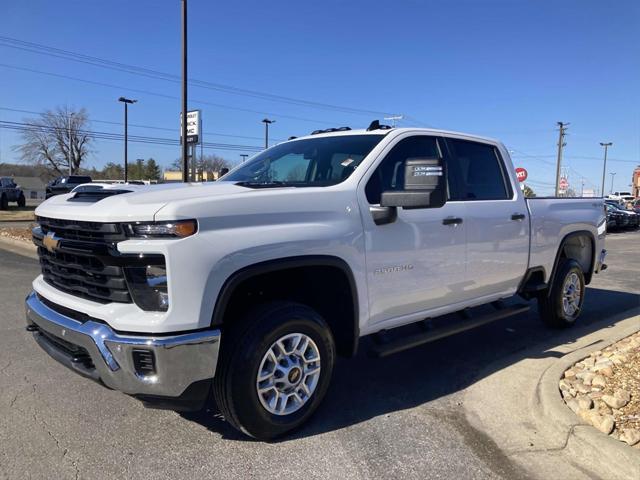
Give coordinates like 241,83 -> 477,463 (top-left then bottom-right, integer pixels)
212,255 -> 360,357
547,230 -> 596,293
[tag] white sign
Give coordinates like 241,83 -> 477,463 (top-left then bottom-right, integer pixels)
180,110 -> 201,144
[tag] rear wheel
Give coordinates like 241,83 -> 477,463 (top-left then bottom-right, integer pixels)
213,302 -> 335,440
538,258 -> 585,328
17,193 -> 26,207
0,194 -> 8,210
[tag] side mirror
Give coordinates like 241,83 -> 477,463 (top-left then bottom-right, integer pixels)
381,158 -> 446,209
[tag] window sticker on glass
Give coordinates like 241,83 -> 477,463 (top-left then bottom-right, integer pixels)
341,158 -> 355,167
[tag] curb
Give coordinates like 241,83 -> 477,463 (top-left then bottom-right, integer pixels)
537,308 -> 640,480
0,236 -> 37,259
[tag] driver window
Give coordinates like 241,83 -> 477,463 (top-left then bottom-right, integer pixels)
365,136 -> 440,204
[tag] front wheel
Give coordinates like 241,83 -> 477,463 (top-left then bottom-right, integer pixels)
0,194 -> 7,210
213,302 -> 335,440
17,193 -> 26,207
538,258 -> 585,328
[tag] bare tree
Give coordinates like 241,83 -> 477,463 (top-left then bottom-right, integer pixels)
16,106 -> 92,175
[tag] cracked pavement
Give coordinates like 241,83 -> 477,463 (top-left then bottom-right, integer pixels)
1,230 -> 638,479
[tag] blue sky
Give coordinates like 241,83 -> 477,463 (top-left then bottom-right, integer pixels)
0,0 -> 638,195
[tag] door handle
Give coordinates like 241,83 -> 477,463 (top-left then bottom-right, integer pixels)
511,213 -> 526,221
442,217 -> 463,226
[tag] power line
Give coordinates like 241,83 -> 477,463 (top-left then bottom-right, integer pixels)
0,106 -> 281,142
0,63 -> 338,125
0,36 -> 398,117
0,120 -> 263,152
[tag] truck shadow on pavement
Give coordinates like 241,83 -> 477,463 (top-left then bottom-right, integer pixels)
182,287 -> 640,441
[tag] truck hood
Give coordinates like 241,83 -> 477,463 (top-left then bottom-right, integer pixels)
35,182 -> 253,222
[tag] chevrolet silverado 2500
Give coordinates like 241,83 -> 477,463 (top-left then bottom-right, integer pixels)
25,124 -> 607,439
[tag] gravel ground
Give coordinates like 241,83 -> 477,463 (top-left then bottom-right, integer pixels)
0,225 -> 34,242
561,331 -> 640,447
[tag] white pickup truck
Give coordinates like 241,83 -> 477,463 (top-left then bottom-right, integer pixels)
25,123 -> 607,439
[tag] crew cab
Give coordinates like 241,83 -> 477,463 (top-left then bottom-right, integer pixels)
0,176 -> 26,209
25,124 -> 607,439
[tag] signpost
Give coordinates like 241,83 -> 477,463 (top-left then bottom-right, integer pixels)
559,177 -> 569,195
180,110 -> 202,181
515,167 -> 528,183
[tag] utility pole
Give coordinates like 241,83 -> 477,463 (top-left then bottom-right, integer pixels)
580,177 -> 585,197
181,0 -> 189,182
554,122 -> 568,196
67,112 -> 74,175
240,154 -> 248,163
118,97 -> 137,183
262,118 -> 275,149
609,172 -> 616,194
599,142 -> 612,198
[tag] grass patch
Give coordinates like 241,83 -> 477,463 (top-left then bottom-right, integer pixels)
0,206 -> 36,222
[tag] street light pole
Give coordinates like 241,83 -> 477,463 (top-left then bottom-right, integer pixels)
118,97 -> 137,183
240,154 -> 248,163
181,0 -> 189,182
609,172 -> 616,195
599,142 -> 612,198
262,118 -> 275,149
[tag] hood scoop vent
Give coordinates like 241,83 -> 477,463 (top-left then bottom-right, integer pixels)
68,185 -> 133,203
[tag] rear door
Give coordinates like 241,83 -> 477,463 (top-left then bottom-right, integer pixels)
445,138 -> 529,299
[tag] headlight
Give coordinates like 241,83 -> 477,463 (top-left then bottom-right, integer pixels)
127,220 -> 197,238
125,264 -> 170,312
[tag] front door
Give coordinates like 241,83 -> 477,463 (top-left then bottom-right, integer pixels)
358,134 -> 468,332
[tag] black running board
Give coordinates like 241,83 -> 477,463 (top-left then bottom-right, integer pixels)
371,304 -> 531,357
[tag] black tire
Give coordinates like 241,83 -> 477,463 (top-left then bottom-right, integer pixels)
538,258 -> 585,328
213,301 -> 335,440
17,193 -> 26,208
0,194 -> 7,210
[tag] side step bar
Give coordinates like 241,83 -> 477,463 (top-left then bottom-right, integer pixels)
371,304 -> 531,357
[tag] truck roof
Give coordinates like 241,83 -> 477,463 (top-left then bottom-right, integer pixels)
291,127 -> 501,146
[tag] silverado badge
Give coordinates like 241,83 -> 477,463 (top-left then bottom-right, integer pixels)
42,232 -> 60,253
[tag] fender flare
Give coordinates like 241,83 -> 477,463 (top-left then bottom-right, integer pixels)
547,230 -> 596,295
211,255 -> 360,355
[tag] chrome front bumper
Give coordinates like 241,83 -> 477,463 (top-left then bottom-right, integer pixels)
25,291 -> 220,398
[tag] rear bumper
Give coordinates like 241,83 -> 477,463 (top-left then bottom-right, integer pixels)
25,291 -> 220,401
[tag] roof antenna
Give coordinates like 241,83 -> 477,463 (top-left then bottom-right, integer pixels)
367,120 -> 380,131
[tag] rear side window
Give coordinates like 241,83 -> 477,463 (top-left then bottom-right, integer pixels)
447,139 -> 511,200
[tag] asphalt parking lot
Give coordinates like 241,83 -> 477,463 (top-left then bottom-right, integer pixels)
0,230 -> 638,480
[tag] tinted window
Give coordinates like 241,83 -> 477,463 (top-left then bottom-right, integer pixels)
365,136 -> 446,204
448,139 -> 510,200
69,176 -> 92,184
225,135 -> 385,187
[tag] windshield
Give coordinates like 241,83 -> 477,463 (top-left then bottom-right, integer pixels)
225,134 -> 385,187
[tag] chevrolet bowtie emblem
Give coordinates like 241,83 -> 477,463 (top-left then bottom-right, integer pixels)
42,232 -> 60,253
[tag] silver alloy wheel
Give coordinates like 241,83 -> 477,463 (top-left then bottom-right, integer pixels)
256,333 -> 321,416
562,272 -> 581,318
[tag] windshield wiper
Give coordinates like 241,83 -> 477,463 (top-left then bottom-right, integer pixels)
235,181 -> 296,189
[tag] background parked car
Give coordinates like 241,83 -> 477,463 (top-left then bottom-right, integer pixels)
606,204 -> 627,230
45,175 -> 93,199
606,202 -> 638,229
0,176 -> 26,210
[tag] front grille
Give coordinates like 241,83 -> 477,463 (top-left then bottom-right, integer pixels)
37,216 -> 128,242
36,217 -> 131,304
